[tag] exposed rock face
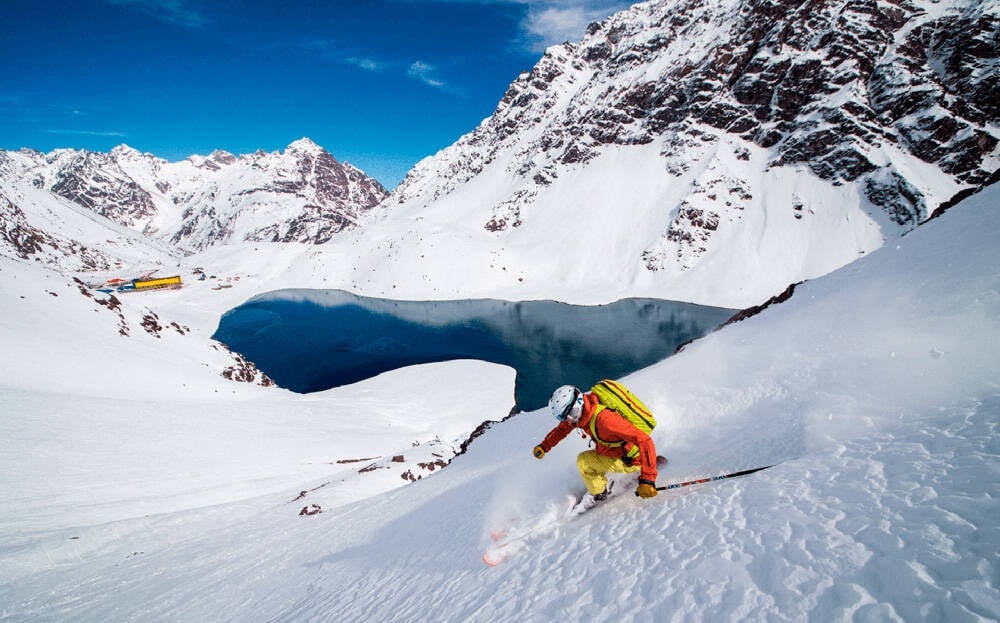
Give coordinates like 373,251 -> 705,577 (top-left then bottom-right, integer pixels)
0,193 -> 54,260
0,191 -> 117,270
238,141 -> 388,245
48,151 -> 158,228
1,138 -> 388,254
390,0 -> 997,256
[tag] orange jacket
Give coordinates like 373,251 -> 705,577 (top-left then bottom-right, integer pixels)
539,393 -> 658,483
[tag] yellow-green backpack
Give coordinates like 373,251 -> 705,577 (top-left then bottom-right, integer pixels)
588,379 -> 656,458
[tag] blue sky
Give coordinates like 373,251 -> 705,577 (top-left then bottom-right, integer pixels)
1,0 -> 630,187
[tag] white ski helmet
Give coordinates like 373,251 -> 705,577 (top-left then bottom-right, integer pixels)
549,385 -> 583,423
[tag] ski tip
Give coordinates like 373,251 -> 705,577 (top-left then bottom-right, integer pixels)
483,549 -> 506,567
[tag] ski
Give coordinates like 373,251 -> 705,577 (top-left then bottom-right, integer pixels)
483,456 -> 668,566
482,460 -> 775,566
573,454 -> 669,514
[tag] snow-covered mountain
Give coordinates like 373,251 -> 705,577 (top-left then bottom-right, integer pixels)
0,138 -> 388,257
358,0 -> 998,307
2,0 -> 995,309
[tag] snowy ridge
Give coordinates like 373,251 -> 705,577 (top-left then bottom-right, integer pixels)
354,0 -> 998,307
0,138 -> 388,259
0,173 -> 178,273
0,180 -> 995,622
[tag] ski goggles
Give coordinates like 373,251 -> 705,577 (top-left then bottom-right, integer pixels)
557,389 -> 582,421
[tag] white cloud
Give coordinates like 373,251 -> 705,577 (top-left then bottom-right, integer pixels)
44,129 -> 127,138
396,0 -> 628,51
518,1 -> 631,52
307,39 -> 384,73
407,61 -> 447,90
103,0 -> 206,29
522,6 -> 591,47
347,57 -> 383,72
421,0 -> 629,52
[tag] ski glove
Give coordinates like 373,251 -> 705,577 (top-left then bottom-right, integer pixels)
533,445 -> 545,459
636,480 -> 658,499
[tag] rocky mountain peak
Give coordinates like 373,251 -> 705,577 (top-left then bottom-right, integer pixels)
45,148 -> 159,229
209,150 -> 237,165
286,137 -> 324,154
373,0 -> 998,306
109,144 -> 144,160
0,139 -> 390,260
395,0 -> 997,207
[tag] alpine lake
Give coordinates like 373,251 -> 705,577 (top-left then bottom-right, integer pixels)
212,290 -> 737,412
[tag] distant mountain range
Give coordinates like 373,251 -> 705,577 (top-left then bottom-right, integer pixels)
1,0 -> 996,308
0,138 -> 387,255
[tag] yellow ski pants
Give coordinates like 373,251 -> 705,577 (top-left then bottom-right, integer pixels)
577,450 -> 641,495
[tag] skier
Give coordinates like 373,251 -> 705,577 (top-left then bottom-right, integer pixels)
533,385 -> 659,512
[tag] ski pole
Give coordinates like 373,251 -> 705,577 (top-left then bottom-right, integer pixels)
642,464 -> 775,494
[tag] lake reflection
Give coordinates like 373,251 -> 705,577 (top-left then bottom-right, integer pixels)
213,290 -> 736,411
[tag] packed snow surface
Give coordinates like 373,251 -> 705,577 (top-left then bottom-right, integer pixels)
1,183 -> 996,620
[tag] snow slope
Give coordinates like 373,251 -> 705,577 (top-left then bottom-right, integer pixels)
345,139 -> 895,306
1,182 -> 995,621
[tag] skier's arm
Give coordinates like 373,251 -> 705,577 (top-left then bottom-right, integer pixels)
537,420 -> 575,453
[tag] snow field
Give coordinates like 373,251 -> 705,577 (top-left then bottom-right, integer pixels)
0,359 -> 515,586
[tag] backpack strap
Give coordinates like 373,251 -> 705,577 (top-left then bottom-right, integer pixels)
587,404 -> 640,458
588,405 -> 624,448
